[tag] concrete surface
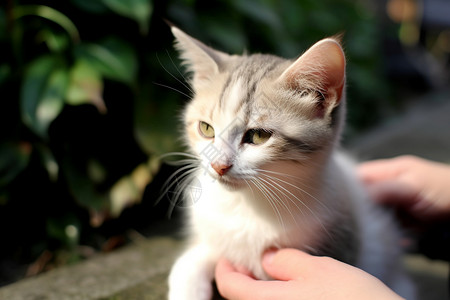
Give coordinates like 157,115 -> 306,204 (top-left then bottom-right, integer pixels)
0,236 -> 447,300
349,89 -> 450,163
0,236 -> 181,300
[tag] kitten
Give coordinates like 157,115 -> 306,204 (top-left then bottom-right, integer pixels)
167,26 -> 415,300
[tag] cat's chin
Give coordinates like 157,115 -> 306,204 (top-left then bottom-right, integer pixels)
215,176 -> 246,190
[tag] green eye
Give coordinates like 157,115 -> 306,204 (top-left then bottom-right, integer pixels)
199,121 -> 215,138
244,129 -> 272,145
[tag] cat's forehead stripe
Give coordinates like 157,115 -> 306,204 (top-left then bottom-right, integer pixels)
219,57 -> 280,118
218,75 -> 232,110
228,78 -> 247,115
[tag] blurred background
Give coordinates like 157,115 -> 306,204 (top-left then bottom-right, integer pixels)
1,0 -> 449,287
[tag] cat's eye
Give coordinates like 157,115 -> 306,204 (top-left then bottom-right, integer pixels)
199,121 -> 215,138
243,129 -> 272,145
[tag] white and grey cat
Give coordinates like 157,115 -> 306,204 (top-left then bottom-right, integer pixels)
167,26 -> 415,300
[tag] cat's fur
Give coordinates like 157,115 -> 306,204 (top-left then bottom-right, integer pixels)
167,27 -> 415,300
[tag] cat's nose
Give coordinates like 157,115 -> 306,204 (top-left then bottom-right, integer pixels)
211,162 -> 232,176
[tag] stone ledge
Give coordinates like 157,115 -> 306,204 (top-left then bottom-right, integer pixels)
0,236 -> 181,300
405,255 -> 449,300
0,233 -> 447,300
0,237 -> 448,300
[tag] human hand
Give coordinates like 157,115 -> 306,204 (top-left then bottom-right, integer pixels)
215,248 -> 403,300
358,155 -> 450,222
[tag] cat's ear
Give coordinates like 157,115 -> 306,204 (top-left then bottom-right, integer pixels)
171,27 -> 230,87
278,38 -> 346,116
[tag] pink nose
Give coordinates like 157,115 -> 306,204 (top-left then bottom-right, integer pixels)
211,162 -> 232,176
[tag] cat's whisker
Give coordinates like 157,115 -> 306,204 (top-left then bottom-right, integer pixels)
256,170 -> 329,214
250,178 -> 286,230
167,167 -> 201,217
271,176 -> 329,215
153,82 -> 192,99
260,175 -> 313,217
157,164 -> 199,206
260,174 -> 332,239
255,168 -> 321,195
159,152 -> 199,167
254,176 -> 300,228
160,152 -> 198,160
255,168 -> 300,180
256,179 -> 290,229
157,151 -> 203,216
164,159 -> 199,167
243,179 -> 256,198
163,167 -> 198,201
165,49 -> 195,95
156,52 -> 194,96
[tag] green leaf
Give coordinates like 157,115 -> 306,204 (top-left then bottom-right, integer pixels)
0,10 -> 7,41
46,214 -> 81,248
21,56 -> 69,138
66,59 -> 106,113
13,5 -> 80,43
36,144 -> 59,182
134,91 -> 182,156
205,21 -> 247,54
102,0 -> 152,34
0,65 -> 10,87
109,157 -> 159,217
71,0 -> 110,14
62,156 -> 108,212
37,29 -> 70,53
74,38 -> 138,84
0,142 -> 31,188
231,0 -> 282,30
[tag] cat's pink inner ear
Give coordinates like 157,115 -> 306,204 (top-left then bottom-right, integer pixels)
280,38 -> 346,103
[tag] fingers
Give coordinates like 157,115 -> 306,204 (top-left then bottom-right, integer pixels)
215,258 -> 250,299
358,158 -> 405,183
262,248 -> 317,281
215,258 -> 287,300
357,157 -> 425,209
365,181 -> 420,205
216,250 -> 382,300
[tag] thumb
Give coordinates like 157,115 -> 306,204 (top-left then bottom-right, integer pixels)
262,248 -> 313,281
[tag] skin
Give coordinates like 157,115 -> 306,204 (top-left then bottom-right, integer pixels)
358,155 -> 450,222
215,155 -> 450,300
215,249 -> 403,300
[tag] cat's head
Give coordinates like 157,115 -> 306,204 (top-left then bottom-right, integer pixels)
172,27 -> 346,186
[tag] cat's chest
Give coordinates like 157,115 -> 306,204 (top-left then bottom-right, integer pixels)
188,180 -> 327,279
191,185 -> 279,241
189,179 -> 324,254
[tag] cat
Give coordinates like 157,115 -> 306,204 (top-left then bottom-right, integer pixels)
166,26 -> 415,300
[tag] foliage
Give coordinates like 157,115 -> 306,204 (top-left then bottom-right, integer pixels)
0,0 -> 392,282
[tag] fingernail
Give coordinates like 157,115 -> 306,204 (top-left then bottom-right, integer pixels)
262,249 -> 277,265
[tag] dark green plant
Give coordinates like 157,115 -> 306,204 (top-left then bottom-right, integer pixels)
0,0 -> 159,274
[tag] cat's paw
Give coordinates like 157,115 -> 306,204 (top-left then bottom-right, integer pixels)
168,276 -> 213,300
168,245 -> 215,300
